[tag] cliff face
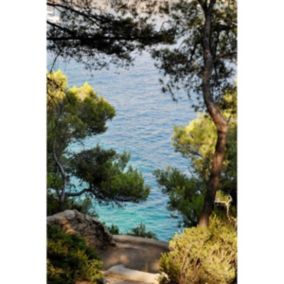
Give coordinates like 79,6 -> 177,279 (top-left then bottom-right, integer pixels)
47,209 -> 115,248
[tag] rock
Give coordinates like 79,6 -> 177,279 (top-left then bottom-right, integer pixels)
47,209 -> 115,248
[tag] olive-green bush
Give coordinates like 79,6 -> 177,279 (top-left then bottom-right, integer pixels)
160,216 -> 237,284
47,224 -> 103,284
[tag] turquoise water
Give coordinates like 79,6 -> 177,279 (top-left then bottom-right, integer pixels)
48,52 -> 195,241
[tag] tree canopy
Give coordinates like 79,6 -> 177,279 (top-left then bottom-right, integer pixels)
151,0 -> 237,104
47,0 -> 237,226
47,70 -> 150,212
47,0 -> 175,69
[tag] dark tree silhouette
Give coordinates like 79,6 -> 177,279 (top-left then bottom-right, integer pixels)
47,0 -> 175,69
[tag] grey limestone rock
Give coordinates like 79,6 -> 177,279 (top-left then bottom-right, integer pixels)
47,209 -> 115,248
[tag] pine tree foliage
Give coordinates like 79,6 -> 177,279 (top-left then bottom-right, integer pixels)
155,87 -> 236,225
47,70 -> 150,211
47,0 -> 175,69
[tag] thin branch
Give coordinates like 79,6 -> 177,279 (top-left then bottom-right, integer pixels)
47,20 -> 160,42
47,20 -> 77,37
66,188 -> 91,197
52,141 -> 68,182
49,48 -> 62,72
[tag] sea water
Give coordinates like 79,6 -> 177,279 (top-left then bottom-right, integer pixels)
48,52 -> 195,241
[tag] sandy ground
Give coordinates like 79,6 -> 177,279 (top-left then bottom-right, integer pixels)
98,235 -> 168,273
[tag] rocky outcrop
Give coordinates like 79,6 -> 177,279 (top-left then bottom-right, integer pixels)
47,209 -> 115,248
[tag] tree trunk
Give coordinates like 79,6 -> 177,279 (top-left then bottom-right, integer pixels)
198,125 -> 228,226
52,141 -> 68,211
197,0 -> 229,227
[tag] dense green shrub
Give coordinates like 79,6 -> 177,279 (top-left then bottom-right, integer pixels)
127,223 -> 157,239
47,224 -> 103,284
107,224 -> 120,235
159,216 -> 237,284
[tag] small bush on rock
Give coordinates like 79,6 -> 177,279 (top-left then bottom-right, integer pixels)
127,223 -> 157,239
47,224 -> 103,284
159,216 -> 237,284
107,224 -> 120,235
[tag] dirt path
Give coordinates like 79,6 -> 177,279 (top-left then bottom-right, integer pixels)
98,235 -> 169,273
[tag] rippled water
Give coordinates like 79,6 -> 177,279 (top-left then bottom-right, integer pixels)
48,52 -> 195,241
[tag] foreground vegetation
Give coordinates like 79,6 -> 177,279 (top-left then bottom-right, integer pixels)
160,216 -> 237,284
47,225 -> 103,284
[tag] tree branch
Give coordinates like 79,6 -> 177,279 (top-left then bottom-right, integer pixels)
47,20 -> 78,37
52,141 -> 68,183
66,188 -> 91,197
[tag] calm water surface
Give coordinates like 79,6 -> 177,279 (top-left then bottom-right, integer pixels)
48,52 -> 195,241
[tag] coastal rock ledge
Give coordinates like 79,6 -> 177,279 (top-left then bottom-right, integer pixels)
47,209 -> 115,248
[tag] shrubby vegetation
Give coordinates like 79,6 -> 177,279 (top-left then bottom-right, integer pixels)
47,224 -> 103,284
127,223 -> 157,239
159,215 -> 237,284
106,224 -> 120,235
107,223 -> 157,239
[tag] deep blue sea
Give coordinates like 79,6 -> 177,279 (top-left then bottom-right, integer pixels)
48,52 -> 195,241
